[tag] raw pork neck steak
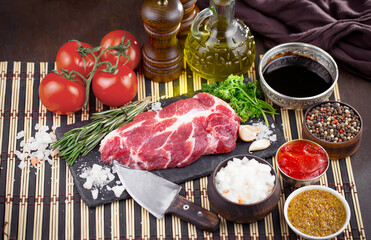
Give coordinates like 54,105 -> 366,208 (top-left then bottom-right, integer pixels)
99,93 -> 241,170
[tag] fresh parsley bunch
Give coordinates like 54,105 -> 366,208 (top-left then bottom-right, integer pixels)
202,74 -> 277,125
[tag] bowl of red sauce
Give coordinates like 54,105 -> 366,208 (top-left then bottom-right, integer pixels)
276,139 -> 329,187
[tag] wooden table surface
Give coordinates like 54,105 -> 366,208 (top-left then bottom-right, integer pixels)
1,0 -> 370,238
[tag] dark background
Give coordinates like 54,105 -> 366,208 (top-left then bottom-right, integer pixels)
1,0 -> 370,238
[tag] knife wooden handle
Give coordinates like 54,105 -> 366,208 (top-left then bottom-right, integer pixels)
167,195 -> 220,232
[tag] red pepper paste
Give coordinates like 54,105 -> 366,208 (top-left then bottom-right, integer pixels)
277,140 -> 328,180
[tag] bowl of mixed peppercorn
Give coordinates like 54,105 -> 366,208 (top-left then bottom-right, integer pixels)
302,101 -> 363,159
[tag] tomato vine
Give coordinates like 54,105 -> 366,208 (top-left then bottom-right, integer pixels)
57,34 -> 133,107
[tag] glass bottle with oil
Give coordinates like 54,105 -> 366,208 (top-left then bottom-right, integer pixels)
184,0 -> 256,82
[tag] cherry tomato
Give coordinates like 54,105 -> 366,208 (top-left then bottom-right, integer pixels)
39,72 -> 86,115
92,65 -> 138,107
100,30 -> 141,70
56,40 -> 96,79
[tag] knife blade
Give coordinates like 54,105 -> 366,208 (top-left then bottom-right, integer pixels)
113,161 -> 220,232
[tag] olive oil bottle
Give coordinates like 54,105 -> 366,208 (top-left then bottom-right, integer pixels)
184,0 -> 256,82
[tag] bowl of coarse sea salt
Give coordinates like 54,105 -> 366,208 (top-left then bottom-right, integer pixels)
207,155 -> 281,223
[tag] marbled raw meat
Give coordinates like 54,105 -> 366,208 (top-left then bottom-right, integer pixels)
99,93 -> 241,170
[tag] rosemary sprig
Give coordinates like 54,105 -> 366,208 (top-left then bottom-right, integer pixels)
52,97 -> 152,165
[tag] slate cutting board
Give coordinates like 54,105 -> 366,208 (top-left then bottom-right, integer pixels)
55,95 -> 286,207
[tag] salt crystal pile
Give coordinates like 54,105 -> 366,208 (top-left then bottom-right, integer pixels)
79,164 -> 115,190
79,164 -> 125,199
16,124 -> 59,169
253,121 -> 277,142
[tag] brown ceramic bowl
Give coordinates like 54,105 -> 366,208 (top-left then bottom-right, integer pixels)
275,139 -> 330,187
302,101 -> 363,159
207,154 -> 281,223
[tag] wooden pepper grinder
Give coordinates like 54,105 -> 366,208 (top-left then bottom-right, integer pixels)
177,0 -> 199,46
141,0 -> 184,82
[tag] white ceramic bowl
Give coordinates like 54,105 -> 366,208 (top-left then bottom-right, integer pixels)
284,185 -> 351,240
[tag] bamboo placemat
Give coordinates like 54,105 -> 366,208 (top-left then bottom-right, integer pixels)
0,60 -> 366,239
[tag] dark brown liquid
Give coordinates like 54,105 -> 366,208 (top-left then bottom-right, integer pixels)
263,55 -> 332,98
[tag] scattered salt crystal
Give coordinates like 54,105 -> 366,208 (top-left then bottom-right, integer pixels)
50,132 -> 57,141
43,150 -> 50,158
151,102 -> 162,111
253,121 -> 277,142
79,164 -> 115,190
52,126 -> 58,131
18,161 -> 27,170
16,123 -> 58,167
23,143 -> 31,153
79,171 -> 88,179
29,152 -> 36,159
92,164 -> 102,172
36,152 -> 44,160
39,125 -> 49,132
83,179 -> 94,190
29,141 -> 39,151
79,164 -> 126,200
91,189 -> 99,199
111,185 -> 125,198
47,158 -> 54,165
107,172 -> 115,182
40,132 -> 52,144
16,131 -> 24,139
15,150 -> 25,161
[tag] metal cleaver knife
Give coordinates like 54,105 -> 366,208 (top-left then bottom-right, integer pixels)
113,161 -> 220,232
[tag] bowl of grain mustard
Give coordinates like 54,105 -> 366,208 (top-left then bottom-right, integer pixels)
284,185 -> 350,240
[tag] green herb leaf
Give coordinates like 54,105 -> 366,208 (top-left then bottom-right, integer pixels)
201,74 -> 278,125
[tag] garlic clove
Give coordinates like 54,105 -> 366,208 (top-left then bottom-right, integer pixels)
246,125 -> 260,134
239,125 -> 260,142
249,139 -> 271,152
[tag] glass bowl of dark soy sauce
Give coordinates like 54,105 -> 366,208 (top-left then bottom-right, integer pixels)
259,42 -> 338,109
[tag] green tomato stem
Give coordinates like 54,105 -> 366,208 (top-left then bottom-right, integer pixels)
61,34 -> 133,107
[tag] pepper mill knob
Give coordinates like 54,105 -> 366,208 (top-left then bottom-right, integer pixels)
141,0 -> 184,82
177,0 -> 199,46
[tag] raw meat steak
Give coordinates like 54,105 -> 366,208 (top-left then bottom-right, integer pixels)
99,93 -> 241,170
